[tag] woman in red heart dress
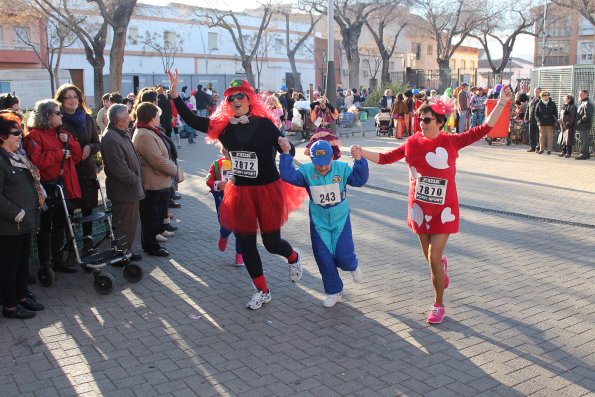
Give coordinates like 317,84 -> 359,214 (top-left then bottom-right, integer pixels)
354,85 -> 513,324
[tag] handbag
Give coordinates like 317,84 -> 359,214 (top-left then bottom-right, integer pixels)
557,130 -> 566,146
177,166 -> 185,183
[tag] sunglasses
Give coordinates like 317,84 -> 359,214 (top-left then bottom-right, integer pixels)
227,92 -> 246,102
8,129 -> 22,136
417,116 -> 435,124
63,96 -> 79,100
54,111 -> 63,116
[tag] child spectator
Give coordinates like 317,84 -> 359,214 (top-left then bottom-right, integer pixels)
205,143 -> 243,267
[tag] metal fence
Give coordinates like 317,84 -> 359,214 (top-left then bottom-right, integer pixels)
530,65 -> 595,153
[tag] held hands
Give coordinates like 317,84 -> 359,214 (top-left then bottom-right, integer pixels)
218,180 -> 227,191
167,68 -> 179,99
350,145 -> 362,160
63,149 -> 71,159
278,136 -> 291,154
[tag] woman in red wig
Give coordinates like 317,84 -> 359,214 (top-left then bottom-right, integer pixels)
168,69 -> 306,310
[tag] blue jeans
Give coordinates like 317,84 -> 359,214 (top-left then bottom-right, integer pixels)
471,111 -> 484,128
197,108 -> 208,117
458,110 -> 468,132
212,192 -> 241,254
183,124 -> 195,143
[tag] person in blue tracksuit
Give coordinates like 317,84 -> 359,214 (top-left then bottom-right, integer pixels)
279,139 -> 369,307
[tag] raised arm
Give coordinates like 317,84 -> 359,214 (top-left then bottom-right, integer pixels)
483,84 -> 513,128
168,69 -> 209,132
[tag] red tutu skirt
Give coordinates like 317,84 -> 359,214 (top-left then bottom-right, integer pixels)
219,179 -> 307,234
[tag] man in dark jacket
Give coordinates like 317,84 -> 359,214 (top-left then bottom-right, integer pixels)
156,85 -> 173,138
575,89 -> 593,160
525,87 -> 542,152
101,104 -> 145,260
534,91 -> 558,154
194,85 -> 210,117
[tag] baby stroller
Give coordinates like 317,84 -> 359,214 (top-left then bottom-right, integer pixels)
37,180 -> 143,294
375,108 -> 393,137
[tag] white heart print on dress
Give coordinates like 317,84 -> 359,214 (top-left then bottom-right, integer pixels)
409,203 -> 423,227
425,147 -> 449,169
424,215 -> 432,223
441,207 -> 456,224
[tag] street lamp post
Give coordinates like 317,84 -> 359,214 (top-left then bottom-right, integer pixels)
325,0 -> 336,133
541,0 -> 549,66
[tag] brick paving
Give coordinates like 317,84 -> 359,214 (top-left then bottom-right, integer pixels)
1,122 -> 594,396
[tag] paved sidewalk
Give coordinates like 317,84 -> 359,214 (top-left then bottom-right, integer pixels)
1,127 -> 594,397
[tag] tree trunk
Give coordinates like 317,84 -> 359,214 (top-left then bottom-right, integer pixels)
288,53 -> 303,92
381,55 -> 390,85
92,63 -> 105,111
109,27 -> 127,93
242,59 -> 255,88
348,46 -> 360,89
438,60 -> 451,92
48,69 -> 56,97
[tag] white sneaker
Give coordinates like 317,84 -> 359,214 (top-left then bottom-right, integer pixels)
161,231 -> 174,237
323,293 -> 342,308
288,248 -> 302,283
156,234 -> 168,242
351,266 -> 363,283
246,290 -> 271,310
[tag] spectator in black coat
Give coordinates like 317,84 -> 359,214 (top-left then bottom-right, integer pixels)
534,91 -> 558,154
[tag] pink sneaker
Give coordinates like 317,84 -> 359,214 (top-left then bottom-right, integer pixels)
234,253 -> 244,267
427,304 -> 446,324
442,256 -> 449,289
218,237 -> 228,252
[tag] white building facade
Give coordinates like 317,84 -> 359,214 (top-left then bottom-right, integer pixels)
60,3 -> 316,101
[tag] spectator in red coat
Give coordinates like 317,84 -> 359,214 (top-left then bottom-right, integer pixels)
24,99 -> 82,274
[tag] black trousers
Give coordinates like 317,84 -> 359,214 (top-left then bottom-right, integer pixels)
237,231 -> 293,279
529,121 -> 539,149
0,234 -> 31,308
139,188 -> 169,252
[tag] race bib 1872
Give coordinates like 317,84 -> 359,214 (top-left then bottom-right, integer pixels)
310,183 -> 341,206
415,176 -> 447,205
230,151 -> 258,178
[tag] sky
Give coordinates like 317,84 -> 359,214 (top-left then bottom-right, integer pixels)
139,0 -> 535,62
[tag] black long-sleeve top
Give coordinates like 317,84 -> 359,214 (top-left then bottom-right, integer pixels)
172,96 -> 295,186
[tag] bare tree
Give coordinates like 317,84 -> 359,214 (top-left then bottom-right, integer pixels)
197,4 -> 274,87
32,0 -> 108,110
140,30 -> 184,74
364,6 -> 408,86
415,0 -> 483,91
469,2 -> 539,78
359,46 -> 382,86
279,3 -> 323,92
11,17 -> 77,96
91,0 -> 138,93
254,33 -> 271,90
315,0 -> 385,89
550,0 -> 594,27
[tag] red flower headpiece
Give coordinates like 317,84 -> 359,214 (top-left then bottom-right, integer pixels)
429,97 -> 455,117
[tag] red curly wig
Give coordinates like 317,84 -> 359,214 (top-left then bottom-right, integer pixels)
206,86 -> 277,141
